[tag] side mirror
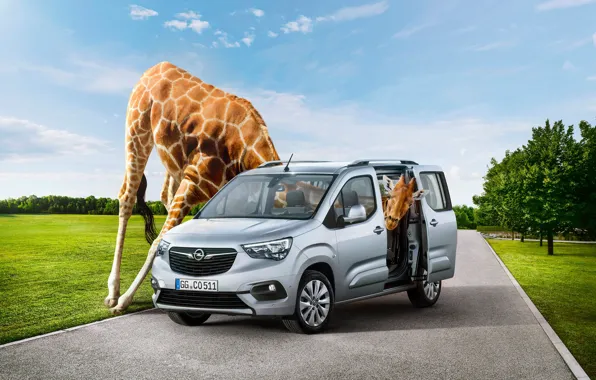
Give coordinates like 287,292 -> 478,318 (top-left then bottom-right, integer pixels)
342,204 -> 367,225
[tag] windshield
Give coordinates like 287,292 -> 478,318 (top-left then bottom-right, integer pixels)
196,173 -> 336,220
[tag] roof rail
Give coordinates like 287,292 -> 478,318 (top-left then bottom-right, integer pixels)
257,160 -> 330,168
347,159 -> 419,167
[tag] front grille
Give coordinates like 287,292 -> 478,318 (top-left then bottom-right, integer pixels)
157,289 -> 248,309
168,247 -> 237,276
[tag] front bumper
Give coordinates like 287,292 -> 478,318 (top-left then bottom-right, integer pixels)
150,248 -> 299,317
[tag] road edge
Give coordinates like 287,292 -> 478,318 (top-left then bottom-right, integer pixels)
479,232 -> 590,380
0,308 -> 156,349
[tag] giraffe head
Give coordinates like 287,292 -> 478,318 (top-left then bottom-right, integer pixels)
383,175 -> 422,230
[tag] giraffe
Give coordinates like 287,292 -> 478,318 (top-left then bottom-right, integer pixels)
105,61 -> 280,314
382,174 -> 424,231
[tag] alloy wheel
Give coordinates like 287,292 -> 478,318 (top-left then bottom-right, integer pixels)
422,269 -> 440,300
299,279 -> 331,327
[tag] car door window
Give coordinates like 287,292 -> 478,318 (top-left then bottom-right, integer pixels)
419,172 -> 449,211
333,175 -> 376,221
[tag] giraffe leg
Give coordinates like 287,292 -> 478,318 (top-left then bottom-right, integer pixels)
167,174 -> 180,206
110,167 -> 208,314
104,166 -> 151,307
104,117 -> 154,308
160,173 -> 171,212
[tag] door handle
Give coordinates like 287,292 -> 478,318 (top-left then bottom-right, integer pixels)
373,226 -> 384,235
430,219 -> 438,227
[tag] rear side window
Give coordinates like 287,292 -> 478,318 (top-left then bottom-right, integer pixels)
419,172 -> 451,211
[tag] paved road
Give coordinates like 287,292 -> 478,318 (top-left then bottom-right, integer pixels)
0,231 -> 574,380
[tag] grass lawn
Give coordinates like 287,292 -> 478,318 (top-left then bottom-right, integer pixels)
486,239 -> 596,378
0,214 -> 190,345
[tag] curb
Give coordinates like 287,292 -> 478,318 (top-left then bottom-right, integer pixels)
479,233 -> 590,380
0,308 -> 156,349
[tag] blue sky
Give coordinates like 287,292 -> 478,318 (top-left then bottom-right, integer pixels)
0,0 -> 595,206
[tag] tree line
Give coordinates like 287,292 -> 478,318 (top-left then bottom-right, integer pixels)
472,119 -> 596,254
0,195 -> 205,216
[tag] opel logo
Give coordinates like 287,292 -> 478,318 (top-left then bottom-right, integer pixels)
193,249 -> 205,261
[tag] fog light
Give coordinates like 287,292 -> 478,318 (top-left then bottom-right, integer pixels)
250,281 -> 287,301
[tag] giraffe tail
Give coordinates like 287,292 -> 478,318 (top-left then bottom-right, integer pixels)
137,173 -> 157,245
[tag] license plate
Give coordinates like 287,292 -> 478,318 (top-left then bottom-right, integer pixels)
175,278 -> 218,292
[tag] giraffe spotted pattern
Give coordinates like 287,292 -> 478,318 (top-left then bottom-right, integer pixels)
106,61 -> 280,314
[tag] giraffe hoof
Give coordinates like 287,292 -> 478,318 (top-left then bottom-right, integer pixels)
109,306 -> 124,316
104,296 -> 119,308
109,296 -> 132,315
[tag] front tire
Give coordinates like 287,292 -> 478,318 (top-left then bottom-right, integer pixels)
167,311 -> 211,326
407,269 -> 441,308
282,270 -> 334,334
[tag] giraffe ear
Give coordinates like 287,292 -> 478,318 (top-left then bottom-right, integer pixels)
407,177 -> 416,191
382,175 -> 394,193
395,175 -> 406,187
413,189 -> 427,200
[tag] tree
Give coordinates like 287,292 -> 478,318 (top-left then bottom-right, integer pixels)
522,120 -> 582,254
453,205 -> 477,229
576,120 -> 596,239
499,149 -> 532,241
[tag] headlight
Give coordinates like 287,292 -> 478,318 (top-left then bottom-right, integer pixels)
242,237 -> 293,261
156,239 -> 170,256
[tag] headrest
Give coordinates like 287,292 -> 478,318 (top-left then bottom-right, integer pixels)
343,190 -> 359,207
286,190 -> 306,207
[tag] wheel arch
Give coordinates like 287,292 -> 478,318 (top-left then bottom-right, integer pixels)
303,262 -> 336,294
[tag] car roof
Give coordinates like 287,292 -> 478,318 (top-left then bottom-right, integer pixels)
240,159 -> 422,176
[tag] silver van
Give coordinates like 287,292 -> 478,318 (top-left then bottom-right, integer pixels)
150,159 -> 458,334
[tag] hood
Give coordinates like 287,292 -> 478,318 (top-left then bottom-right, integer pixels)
163,217 -> 318,246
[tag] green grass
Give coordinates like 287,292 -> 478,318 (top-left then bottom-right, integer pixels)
487,239 -> 596,378
0,214 -> 189,345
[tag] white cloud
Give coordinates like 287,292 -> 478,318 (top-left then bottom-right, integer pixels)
267,31 -> 278,38
281,15 -> 313,34
536,0 -> 596,11
393,23 -> 433,39
587,75 -> 596,81
214,31 -> 241,48
242,31 -> 256,47
189,19 -> 210,34
464,41 -> 516,51
129,4 -> 158,20
250,8 -> 265,17
460,148 -> 467,156
164,10 -> 210,34
176,11 -> 201,19
0,117 -> 110,163
562,60 -> 576,70
593,32 -> 596,46
164,20 -> 187,30
315,1 -> 388,22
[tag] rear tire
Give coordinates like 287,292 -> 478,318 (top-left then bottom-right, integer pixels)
407,269 -> 441,308
282,270 -> 334,334
167,311 -> 211,326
